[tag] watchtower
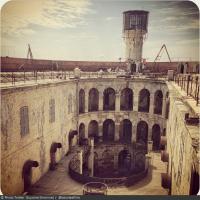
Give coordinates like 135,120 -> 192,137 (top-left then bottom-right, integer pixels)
123,10 -> 149,62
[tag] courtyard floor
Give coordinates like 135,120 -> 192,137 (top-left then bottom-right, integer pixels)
28,152 -> 168,195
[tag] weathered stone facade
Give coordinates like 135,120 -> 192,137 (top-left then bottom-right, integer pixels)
161,82 -> 199,195
1,75 -> 199,195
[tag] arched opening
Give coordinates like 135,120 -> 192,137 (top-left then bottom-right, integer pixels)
180,63 -> 184,74
135,153 -> 145,172
49,142 -> 62,170
130,62 -> 136,74
152,124 -> 161,151
136,121 -> 148,150
88,120 -> 99,144
154,90 -> 163,115
103,88 -> 115,111
119,119 -> 132,143
79,89 -> 85,113
190,169 -> 199,195
120,88 -> 133,110
22,160 -> 39,192
138,89 -> 150,112
101,149 -> 114,176
88,88 -> 99,112
118,149 -> 131,175
79,123 -> 86,145
103,119 -> 115,142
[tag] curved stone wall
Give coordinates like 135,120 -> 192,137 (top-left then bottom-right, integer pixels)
76,78 -> 168,148
1,76 -> 168,194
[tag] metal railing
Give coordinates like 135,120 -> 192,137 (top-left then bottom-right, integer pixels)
174,74 -> 200,105
1,70 -> 167,86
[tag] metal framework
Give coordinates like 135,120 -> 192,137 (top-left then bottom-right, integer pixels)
154,44 -> 171,63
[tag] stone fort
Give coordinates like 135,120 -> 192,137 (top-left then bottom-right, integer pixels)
1,10 -> 199,195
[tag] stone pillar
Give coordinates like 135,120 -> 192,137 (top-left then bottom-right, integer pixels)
115,122 -> 120,141
149,93 -> 154,115
88,138 -> 94,177
133,93 -> 139,112
98,123 -> 103,142
85,123 -> 88,139
99,91 -> 103,111
78,150 -> 83,174
116,93 -> 120,112
132,124 -> 137,143
148,124 -> 152,141
162,97 -> 166,118
85,90 -> 89,113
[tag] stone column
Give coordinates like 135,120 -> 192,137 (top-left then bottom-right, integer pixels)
99,91 -> 103,111
115,122 -> 120,141
149,93 -> 154,115
148,124 -> 152,141
88,138 -> 94,177
132,124 -> 137,143
133,93 -> 139,112
98,123 -> 103,142
85,90 -> 89,113
85,123 -> 88,139
78,150 -> 83,174
116,93 -> 120,112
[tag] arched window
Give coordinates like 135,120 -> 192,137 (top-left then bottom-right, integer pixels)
118,149 -> 131,174
138,89 -> 150,112
120,88 -> 133,110
101,149 -> 114,175
88,120 -> 99,143
103,119 -> 115,142
79,89 -> 85,113
119,119 -> 132,143
103,88 -> 115,111
88,88 -> 99,112
152,124 -> 161,151
79,123 -> 85,145
154,90 -> 163,115
136,121 -> 148,150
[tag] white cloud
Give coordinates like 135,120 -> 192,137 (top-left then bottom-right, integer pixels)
2,0 -> 93,36
105,17 -> 116,21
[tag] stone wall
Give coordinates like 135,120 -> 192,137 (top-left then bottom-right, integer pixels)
164,82 -> 199,195
77,78 -> 168,141
1,56 -> 199,73
1,77 -> 168,195
1,81 -> 77,195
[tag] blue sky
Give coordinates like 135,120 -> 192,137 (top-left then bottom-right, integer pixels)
1,0 -> 199,61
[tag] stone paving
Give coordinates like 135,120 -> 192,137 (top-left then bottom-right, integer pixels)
28,152 -> 168,195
